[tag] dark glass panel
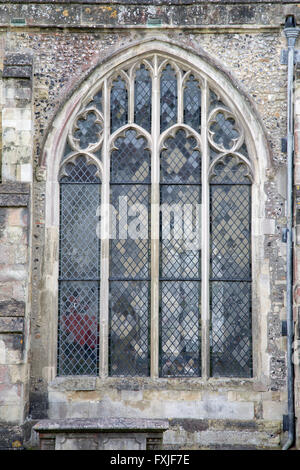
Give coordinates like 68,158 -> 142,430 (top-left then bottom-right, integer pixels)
210,155 -> 251,185
209,89 -> 226,112
160,128 -> 201,377
88,89 -> 102,112
109,129 -> 150,377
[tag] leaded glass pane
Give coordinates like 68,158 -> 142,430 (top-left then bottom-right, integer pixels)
210,156 -> 252,377
110,184 -> 150,280
160,128 -> 201,377
161,130 -> 201,183
135,65 -> 152,132
59,183 -> 101,280
160,185 -> 201,279
210,155 -> 251,184
160,281 -> 201,377
60,155 -> 100,184
111,76 -> 128,133
109,281 -> 150,376
109,128 -> 150,376
210,281 -> 252,377
58,157 -> 100,376
160,64 -> 178,132
111,130 -> 150,183
210,184 -> 251,280
184,75 -> 201,131
58,281 -> 99,376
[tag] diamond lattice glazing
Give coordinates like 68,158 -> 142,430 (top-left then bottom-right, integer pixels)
109,281 -> 150,376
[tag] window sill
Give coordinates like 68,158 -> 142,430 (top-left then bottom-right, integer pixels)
49,375 -> 257,392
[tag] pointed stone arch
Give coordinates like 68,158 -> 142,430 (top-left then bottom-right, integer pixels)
38,38 -> 271,384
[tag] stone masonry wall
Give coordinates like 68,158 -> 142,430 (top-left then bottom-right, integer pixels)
0,0 -> 299,449
0,49 -> 33,448
0,184 -> 30,449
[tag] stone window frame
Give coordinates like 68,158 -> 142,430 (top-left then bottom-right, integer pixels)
41,39 -> 272,386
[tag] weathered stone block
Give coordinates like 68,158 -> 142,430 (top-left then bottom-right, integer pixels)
0,424 -> 24,450
0,383 -> 21,405
2,66 -> 32,80
0,194 -> 29,207
262,401 -> 285,420
3,53 -> 33,67
0,317 -> 24,333
0,404 -> 21,424
0,265 -> 27,282
0,334 -> 23,365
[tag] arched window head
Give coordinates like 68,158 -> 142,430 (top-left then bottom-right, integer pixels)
57,53 -> 253,378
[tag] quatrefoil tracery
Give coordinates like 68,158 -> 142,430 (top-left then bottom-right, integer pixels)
69,108 -> 103,153
208,107 -> 244,154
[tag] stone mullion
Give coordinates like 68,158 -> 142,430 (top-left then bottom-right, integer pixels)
201,79 -> 210,380
128,69 -> 135,124
150,55 -> 160,378
177,69 -> 183,124
99,79 -> 110,379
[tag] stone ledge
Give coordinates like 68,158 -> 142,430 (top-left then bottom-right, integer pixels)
0,2 -> 286,30
33,418 -> 169,449
33,417 -> 169,433
0,0 -> 290,3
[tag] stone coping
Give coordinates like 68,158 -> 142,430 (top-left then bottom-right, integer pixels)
0,0 -> 291,4
33,418 -> 169,433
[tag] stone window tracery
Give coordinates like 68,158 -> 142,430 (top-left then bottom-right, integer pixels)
57,54 -> 253,378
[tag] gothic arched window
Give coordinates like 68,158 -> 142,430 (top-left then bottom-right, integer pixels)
57,55 -> 253,378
